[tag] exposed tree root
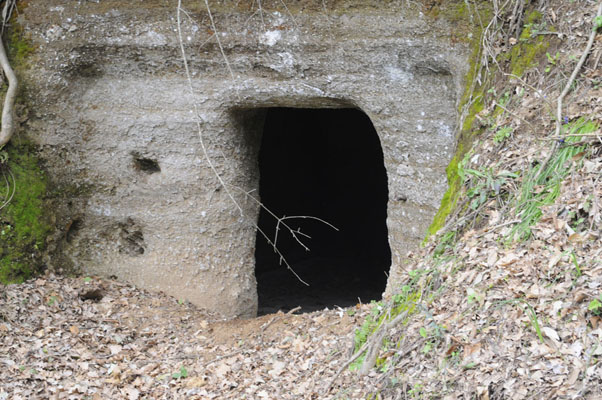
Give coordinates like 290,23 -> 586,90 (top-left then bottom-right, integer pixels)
0,10 -> 17,149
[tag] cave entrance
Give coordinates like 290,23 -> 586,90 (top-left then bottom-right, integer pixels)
254,107 -> 391,315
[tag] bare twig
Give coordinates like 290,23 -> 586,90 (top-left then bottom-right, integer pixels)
475,219 -> 521,238
325,337 -> 371,393
277,0 -> 299,30
204,349 -> 246,367
256,0 -> 265,29
286,305 -> 301,314
532,31 -> 565,38
547,132 -> 601,139
226,184 -> 339,285
202,0 -> 235,83
0,0 -> 16,35
274,215 -> 338,254
177,1 -> 242,217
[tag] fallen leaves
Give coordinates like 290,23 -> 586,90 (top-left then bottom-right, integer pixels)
0,274 -> 371,399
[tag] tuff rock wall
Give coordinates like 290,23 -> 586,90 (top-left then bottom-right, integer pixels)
19,0 -> 469,317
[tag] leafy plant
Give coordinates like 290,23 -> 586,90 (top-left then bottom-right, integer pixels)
463,167 -> 519,210
523,19 -> 548,39
463,362 -> 477,369
498,299 -> 545,343
507,118 -> 597,242
569,252 -> 582,278
493,125 -> 513,144
544,51 -> 559,73
521,300 -> 545,343
172,366 -> 188,379
497,90 -> 512,108
408,383 -> 423,399
433,231 -> 456,259
466,288 -> 484,305
589,295 -> 602,316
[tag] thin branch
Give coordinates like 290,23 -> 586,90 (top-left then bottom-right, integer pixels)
256,0 -> 265,30
555,1 -> 602,139
280,215 -> 339,232
532,31 -> 565,38
325,337 -> 372,392
277,0 -> 299,30
225,183 -> 338,278
203,0 -> 236,83
359,310 -> 409,375
326,309 -> 410,392
475,219 -> 521,238
176,3 -> 313,285
176,1 -> 242,217
492,100 -> 533,128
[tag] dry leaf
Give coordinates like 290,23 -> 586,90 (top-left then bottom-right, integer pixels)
542,327 -> 560,342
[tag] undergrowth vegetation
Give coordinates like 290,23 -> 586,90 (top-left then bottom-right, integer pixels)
509,118 -> 597,242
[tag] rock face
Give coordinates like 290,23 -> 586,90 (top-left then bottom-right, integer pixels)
20,0 -> 468,318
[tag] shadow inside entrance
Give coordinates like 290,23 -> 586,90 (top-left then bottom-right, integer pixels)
254,108 -> 391,315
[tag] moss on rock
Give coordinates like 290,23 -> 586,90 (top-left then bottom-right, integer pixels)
426,4 -> 490,237
506,10 -> 548,77
0,142 -> 52,284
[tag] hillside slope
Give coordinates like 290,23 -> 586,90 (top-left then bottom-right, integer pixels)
339,0 -> 602,398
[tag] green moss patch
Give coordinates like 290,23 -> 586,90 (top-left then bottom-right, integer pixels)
0,142 -> 52,284
506,11 -> 548,77
426,4 -> 491,238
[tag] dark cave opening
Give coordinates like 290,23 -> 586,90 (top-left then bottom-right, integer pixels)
254,107 -> 391,315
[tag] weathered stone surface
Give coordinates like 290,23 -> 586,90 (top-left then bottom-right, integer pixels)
20,0 -> 468,317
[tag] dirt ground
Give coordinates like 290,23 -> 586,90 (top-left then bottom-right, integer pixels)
0,274 -> 380,399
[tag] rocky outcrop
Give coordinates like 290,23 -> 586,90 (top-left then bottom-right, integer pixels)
19,0 -> 468,317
